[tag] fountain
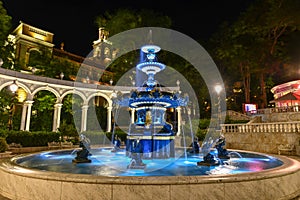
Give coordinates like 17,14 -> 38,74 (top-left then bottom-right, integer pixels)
0,41 -> 300,199
112,44 -> 188,169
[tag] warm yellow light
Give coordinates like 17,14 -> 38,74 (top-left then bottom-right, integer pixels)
17,88 -> 27,102
32,33 -> 46,41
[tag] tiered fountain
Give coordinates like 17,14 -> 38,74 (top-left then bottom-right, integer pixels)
112,44 -> 188,169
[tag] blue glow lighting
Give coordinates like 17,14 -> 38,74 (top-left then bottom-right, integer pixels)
14,149 -> 284,176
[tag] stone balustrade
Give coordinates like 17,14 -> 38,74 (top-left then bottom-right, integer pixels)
221,121 -> 300,155
221,121 -> 300,133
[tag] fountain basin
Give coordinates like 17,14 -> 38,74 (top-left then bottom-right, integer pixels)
0,149 -> 299,200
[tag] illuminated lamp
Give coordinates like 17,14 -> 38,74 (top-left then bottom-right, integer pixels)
10,81 -> 18,93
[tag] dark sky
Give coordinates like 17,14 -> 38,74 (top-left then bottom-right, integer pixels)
2,0 -> 253,57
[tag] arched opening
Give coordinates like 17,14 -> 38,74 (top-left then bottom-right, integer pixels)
59,93 -> 82,143
87,96 -> 108,131
30,91 -> 56,131
0,86 -> 25,130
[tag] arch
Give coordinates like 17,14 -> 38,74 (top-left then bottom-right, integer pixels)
32,86 -> 60,102
86,92 -> 112,107
60,89 -> 87,103
28,47 -> 42,53
0,80 -> 32,97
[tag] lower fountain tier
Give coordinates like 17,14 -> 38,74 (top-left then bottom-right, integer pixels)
126,135 -> 175,159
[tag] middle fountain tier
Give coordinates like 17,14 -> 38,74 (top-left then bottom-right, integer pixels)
112,44 -> 189,160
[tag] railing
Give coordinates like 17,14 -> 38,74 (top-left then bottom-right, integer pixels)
221,121 -> 300,133
252,105 -> 300,115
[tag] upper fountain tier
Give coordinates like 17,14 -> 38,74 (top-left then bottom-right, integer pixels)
136,45 -> 166,89
125,44 -> 188,109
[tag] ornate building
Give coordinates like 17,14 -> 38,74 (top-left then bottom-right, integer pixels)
270,80 -> 300,109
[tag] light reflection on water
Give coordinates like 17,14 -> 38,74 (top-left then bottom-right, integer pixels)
14,148 -> 283,177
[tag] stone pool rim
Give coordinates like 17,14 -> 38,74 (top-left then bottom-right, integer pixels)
1,149 -> 300,200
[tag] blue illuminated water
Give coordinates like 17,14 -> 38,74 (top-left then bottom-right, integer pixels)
14,148 -> 283,177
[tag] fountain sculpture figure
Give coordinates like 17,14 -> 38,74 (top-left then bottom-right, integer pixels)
72,134 -> 92,163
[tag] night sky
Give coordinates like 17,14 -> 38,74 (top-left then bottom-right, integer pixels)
2,0 -> 253,57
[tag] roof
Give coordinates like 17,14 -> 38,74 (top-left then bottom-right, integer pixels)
270,92 -> 300,103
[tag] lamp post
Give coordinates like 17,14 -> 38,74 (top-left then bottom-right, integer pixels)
214,84 -> 222,130
8,81 -> 18,130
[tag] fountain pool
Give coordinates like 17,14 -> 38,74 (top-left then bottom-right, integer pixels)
12,148 -> 283,176
0,148 -> 300,200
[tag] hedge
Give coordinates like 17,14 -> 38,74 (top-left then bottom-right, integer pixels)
4,130 -> 60,147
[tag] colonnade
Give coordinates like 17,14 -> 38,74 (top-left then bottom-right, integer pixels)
0,68 -> 182,134
18,101 -> 113,133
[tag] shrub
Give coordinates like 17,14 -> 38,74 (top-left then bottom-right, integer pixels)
0,137 -> 8,152
0,129 -> 9,138
6,131 -> 60,147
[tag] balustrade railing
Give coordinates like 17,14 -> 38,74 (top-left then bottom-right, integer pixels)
252,105 -> 300,115
221,121 -> 300,133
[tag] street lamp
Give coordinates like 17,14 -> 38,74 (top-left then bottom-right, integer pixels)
214,84 -> 222,130
9,80 -> 18,93
60,72 -> 64,80
109,79 -> 113,85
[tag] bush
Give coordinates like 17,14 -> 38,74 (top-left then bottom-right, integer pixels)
0,129 -> 10,138
0,137 -> 8,152
6,131 -> 60,147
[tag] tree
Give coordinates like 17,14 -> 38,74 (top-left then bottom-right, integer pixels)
30,91 -> 56,131
95,8 -> 172,81
211,0 -> 300,108
0,1 -> 14,70
95,9 -> 210,117
236,0 -> 300,108
95,8 -> 172,37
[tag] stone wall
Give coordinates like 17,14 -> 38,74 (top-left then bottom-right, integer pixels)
259,111 -> 300,122
224,131 -> 300,156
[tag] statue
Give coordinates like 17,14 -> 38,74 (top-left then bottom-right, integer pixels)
215,134 -> 230,159
111,135 -> 122,152
197,136 -> 220,166
72,134 -> 92,163
189,137 -> 200,154
127,138 -> 146,169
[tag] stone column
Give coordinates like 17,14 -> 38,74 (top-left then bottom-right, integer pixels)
52,103 -> 63,132
176,107 -> 182,136
81,105 -> 89,132
20,102 -> 28,131
25,100 -> 34,131
106,106 -> 112,132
